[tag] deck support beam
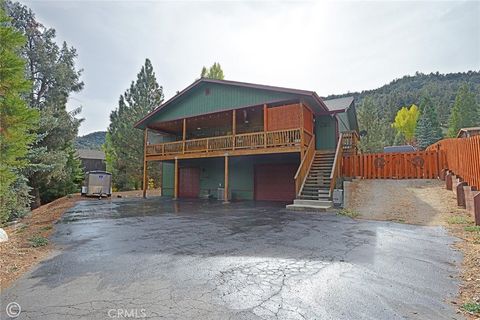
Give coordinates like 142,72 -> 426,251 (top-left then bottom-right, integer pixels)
182,118 -> 186,153
174,157 -> 179,200
300,102 -> 305,158
142,129 -> 148,198
224,154 -> 229,203
263,104 -> 268,147
232,110 -> 236,150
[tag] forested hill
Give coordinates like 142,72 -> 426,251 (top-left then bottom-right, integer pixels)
324,71 -> 480,126
75,131 -> 106,150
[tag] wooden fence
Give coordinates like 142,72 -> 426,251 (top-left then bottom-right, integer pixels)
342,150 -> 446,179
427,135 -> 480,189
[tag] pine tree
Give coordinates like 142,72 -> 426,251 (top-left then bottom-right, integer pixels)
200,62 -> 225,80
448,84 -> 480,137
6,1 -> 84,206
415,96 -> 442,149
0,5 -> 38,223
105,58 -> 164,190
357,97 -> 388,152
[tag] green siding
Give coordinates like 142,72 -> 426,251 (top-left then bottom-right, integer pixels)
149,83 -> 297,122
162,162 -> 174,196
337,112 -> 350,132
347,106 -> 359,132
315,115 -> 336,150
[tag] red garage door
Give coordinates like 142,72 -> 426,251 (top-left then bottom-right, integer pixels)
254,164 -> 297,201
179,167 -> 200,198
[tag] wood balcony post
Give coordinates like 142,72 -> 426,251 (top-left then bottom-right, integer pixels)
174,157 -> 179,200
182,118 -> 186,154
224,154 -> 229,203
263,104 -> 268,148
232,110 -> 236,150
300,102 -> 305,158
142,129 -> 148,198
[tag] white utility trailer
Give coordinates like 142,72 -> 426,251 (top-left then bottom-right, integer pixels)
81,171 -> 112,197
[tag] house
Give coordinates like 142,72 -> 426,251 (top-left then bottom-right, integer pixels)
76,149 -> 107,172
457,127 -> 480,138
383,145 -> 416,153
134,79 -> 359,203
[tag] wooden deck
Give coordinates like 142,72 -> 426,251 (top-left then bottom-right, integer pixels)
145,128 -> 312,161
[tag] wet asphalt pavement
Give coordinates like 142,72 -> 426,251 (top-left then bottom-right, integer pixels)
1,198 -> 463,320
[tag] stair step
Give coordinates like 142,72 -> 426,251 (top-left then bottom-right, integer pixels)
293,199 -> 333,206
297,195 -> 331,200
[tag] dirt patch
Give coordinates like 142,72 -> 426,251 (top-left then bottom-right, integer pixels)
0,189 -> 161,291
345,179 -> 479,319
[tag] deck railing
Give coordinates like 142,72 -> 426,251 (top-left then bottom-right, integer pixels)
146,128 -> 305,157
329,132 -> 345,197
294,137 -> 316,196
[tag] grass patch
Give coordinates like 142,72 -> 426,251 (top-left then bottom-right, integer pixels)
40,225 -> 53,231
464,225 -> 480,232
462,302 -> 480,314
338,209 -> 359,218
447,215 -> 472,225
28,235 -> 48,247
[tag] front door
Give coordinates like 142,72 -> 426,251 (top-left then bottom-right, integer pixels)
179,167 -> 200,198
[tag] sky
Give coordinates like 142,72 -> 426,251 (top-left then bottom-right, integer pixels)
21,0 -> 480,136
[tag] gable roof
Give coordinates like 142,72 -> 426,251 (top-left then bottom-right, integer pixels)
323,96 -> 354,112
76,149 -> 106,160
134,78 -> 330,129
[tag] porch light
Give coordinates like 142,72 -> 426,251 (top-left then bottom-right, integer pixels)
197,127 -> 201,130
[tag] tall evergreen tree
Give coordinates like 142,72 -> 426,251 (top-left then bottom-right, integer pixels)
357,97 -> 388,152
6,1 -> 84,206
415,96 -> 442,149
0,5 -> 38,223
105,58 -> 163,190
200,62 -> 225,80
448,84 -> 480,137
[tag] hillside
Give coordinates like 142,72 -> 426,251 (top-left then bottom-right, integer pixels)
325,71 -> 480,127
75,131 -> 106,150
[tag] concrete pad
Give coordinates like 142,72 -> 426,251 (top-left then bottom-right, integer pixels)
0,198 -> 463,320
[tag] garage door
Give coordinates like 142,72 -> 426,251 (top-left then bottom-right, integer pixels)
254,164 -> 297,201
179,167 -> 200,198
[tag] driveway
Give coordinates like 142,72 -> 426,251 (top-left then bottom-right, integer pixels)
1,198 -> 463,320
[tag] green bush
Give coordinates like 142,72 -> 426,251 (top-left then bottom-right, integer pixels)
462,302 -> 480,314
338,209 -> 359,218
464,226 -> 480,232
28,235 -> 49,247
447,215 -> 472,224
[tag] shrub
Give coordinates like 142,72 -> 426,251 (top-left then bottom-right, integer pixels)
28,235 -> 49,247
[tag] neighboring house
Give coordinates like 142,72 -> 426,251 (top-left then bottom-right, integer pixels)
76,149 -> 107,172
383,145 -> 416,153
135,79 -> 359,203
457,127 -> 480,138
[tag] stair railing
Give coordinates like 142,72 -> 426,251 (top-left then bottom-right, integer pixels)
329,133 -> 344,198
294,137 -> 316,196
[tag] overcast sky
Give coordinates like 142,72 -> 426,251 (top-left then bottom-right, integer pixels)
22,0 -> 480,136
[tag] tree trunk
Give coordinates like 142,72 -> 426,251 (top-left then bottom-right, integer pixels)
30,184 -> 41,209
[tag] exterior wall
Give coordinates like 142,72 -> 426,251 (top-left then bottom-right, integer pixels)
149,83 -> 298,123
315,115 -> 336,150
80,158 -> 106,172
160,154 -> 300,200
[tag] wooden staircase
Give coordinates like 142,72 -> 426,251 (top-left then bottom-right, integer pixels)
298,151 -> 335,201
287,150 -> 335,211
